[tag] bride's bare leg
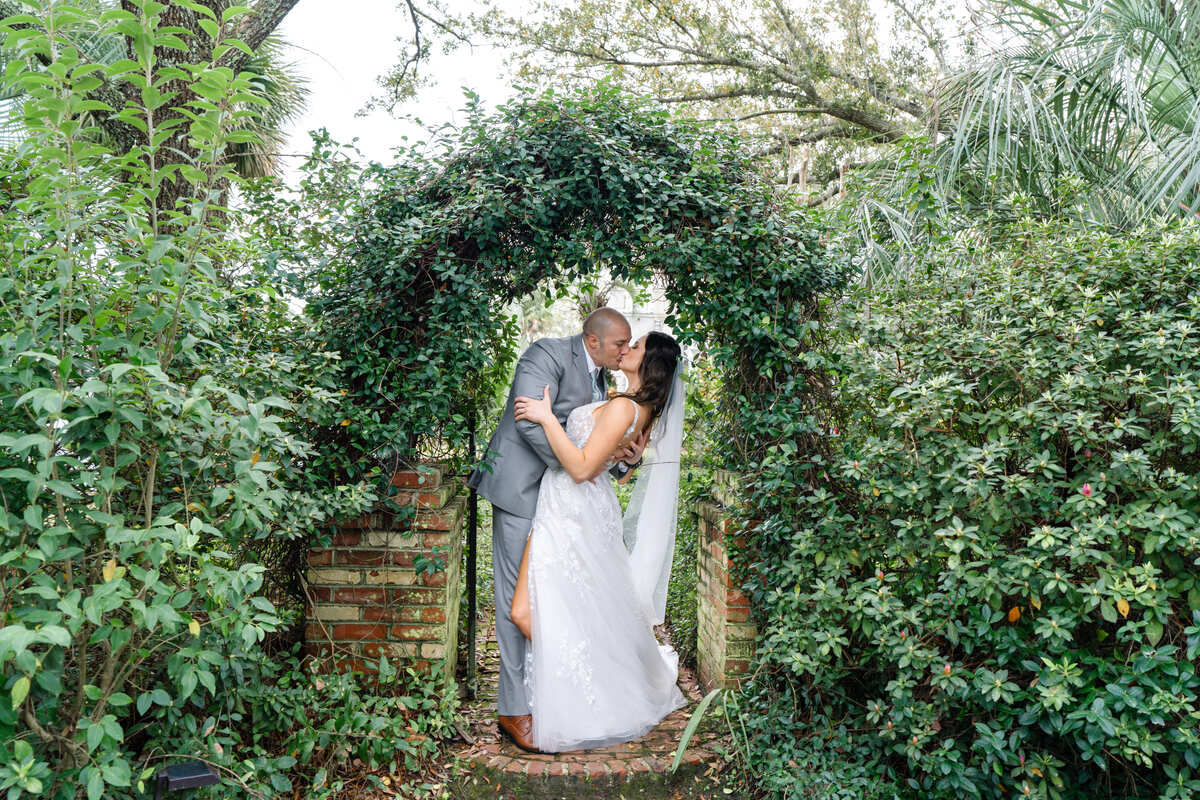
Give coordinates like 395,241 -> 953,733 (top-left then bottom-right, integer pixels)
509,533 -> 533,640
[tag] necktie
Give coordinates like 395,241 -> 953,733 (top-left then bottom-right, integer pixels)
592,368 -> 604,401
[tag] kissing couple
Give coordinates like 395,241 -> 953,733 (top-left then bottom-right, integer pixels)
467,307 -> 687,753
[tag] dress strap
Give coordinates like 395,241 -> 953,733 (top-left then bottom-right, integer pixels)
624,396 -> 639,430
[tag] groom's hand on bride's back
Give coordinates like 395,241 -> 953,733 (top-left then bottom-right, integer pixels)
620,428 -> 650,464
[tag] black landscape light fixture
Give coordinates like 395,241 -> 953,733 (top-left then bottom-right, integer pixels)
153,761 -> 220,800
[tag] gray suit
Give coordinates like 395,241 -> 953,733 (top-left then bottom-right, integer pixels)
467,334 -> 602,715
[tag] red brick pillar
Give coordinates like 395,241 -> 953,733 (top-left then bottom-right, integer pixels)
696,470 -> 756,691
305,463 -> 464,673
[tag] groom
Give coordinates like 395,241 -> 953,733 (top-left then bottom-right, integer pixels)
467,307 -> 645,751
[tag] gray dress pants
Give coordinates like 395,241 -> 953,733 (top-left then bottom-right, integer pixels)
492,506 -> 532,716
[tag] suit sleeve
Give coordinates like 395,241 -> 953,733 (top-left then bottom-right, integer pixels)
513,342 -> 564,469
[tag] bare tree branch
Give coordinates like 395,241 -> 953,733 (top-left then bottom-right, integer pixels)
804,178 -> 841,206
826,67 -> 926,117
731,106 -> 825,121
656,87 -> 805,103
412,0 -> 962,172
816,101 -> 906,140
388,0 -> 427,91
761,123 -> 862,155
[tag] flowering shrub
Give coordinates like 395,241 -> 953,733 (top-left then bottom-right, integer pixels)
737,218 -> 1200,799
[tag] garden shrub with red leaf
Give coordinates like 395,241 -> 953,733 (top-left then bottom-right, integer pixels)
736,217 -> 1200,799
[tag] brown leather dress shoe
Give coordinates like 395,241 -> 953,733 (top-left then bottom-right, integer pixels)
498,714 -> 541,753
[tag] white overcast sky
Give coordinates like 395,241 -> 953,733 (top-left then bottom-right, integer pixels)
276,2 -> 516,178
272,1 -> 963,177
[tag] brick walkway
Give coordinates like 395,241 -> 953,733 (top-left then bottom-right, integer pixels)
450,612 -> 730,799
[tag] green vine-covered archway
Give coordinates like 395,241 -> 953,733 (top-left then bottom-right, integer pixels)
304,86 -> 847,482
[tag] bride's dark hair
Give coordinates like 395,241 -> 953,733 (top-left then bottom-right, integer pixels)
619,331 -> 681,425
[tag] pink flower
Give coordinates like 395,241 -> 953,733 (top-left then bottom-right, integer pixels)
1081,483 -> 1093,497
1084,449 -> 1092,458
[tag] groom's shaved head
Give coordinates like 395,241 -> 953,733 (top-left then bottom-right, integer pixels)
582,308 -> 631,370
583,308 -> 628,340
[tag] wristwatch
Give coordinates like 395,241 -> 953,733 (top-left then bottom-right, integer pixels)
616,457 -> 644,475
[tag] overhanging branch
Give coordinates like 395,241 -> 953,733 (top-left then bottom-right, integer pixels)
761,123 -> 863,156
535,41 -> 910,141
224,0 -> 298,71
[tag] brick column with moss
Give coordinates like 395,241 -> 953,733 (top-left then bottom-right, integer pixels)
696,470 -> 757,691
304,464 -> 464,674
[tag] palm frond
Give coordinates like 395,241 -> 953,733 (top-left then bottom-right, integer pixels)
934,0 -> 1200,224
0,98 -> 22,149
226,34 -> 311,179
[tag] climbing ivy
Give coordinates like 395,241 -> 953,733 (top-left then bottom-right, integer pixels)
269,85 -> 847,485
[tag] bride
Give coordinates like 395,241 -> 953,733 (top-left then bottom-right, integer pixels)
509,331 -> 687,753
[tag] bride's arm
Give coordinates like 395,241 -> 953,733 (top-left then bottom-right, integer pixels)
513,387 -> 635,483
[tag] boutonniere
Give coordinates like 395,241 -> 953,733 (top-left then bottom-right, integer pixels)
601,368 -> 618,397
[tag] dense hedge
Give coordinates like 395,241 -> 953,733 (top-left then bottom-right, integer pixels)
735,218 -> 1200,799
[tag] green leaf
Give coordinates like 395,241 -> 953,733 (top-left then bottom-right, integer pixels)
38,626 -> 70,647
86,721 -> 104,753
175,0 -> 216,19
87,768 -> 104,800
147,236 -> 173,262
670,688 -> 722,773
10,675 -> 30,709
196,17 -> 219,40
221,4 -> 253,22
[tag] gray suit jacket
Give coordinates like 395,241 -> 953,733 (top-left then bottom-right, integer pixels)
468,335 -> 600,518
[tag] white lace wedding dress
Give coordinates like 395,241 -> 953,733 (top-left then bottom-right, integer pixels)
523,399 -> 686,752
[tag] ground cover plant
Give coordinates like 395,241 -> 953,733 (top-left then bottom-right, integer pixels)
733,215 -> 1200,799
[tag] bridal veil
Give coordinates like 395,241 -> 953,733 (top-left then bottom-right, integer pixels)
622,358 -> 686,626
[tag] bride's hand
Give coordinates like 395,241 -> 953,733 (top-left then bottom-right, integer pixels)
513,385 -> 554,425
